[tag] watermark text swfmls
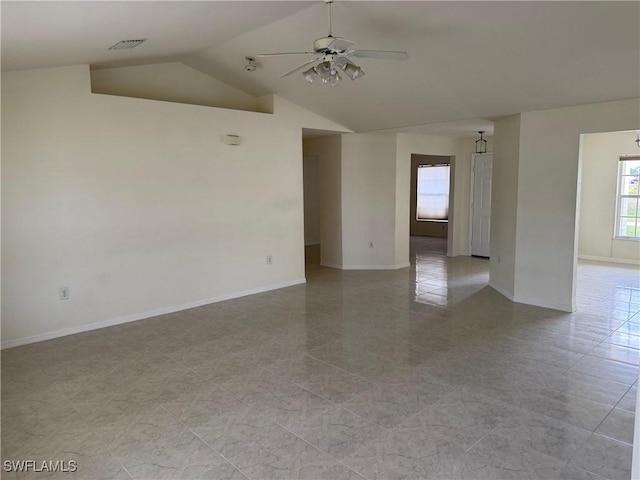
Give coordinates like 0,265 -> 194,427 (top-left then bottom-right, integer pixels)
3,460 -> 78,473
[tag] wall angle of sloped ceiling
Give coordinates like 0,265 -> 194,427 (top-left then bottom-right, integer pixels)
90,61 -> 260,112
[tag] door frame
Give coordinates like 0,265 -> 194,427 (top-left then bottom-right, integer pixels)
468,153 -> 493,256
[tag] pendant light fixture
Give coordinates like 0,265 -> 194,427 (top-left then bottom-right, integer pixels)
475,131 -> 487,154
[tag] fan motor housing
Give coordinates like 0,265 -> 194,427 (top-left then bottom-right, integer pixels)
314,36 -> 348,53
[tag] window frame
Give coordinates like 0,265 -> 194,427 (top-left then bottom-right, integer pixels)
614,156 -> 640,241
416,163 -> 450,223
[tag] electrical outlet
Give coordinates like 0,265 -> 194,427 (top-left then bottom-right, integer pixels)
266,255 -> 273,265
369,241 -> 374,248
59,287 -> 70,300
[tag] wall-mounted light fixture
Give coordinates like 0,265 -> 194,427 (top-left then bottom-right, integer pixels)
636,132 -> 640,149
475,131 -> 487,154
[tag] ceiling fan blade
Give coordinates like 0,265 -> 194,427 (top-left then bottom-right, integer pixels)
255,52 -> 316,58
279,57 -> 320,78
349,50 -> 409,60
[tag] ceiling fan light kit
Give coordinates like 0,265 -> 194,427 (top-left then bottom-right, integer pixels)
301,57 -> 361,85
254,0 -> 407,85
340,61 -> 365,80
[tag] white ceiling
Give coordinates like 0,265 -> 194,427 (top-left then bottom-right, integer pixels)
3,1 -> 639,134
1,2 -> 311,71
375,118 -> 495,137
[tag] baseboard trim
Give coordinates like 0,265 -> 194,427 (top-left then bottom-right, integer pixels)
512,295 -> 575,313
448,251 -> 470,258
320,262 -> 343,269
1,278 -> 307,350
321,263 -> 410,270
488,281 -> 515,301
578,255 -> 640,266
489,281 -> 574,312
342,263 -> 410,270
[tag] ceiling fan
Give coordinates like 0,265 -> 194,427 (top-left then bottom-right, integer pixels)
254,0 -> 409,85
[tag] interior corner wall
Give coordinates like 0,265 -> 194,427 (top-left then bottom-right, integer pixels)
579,131 -> 640,264
2,64 -> 310,347
489,99 -> 640,312
514,99 -> 640,312
395,138 -> 412,267
305,132 -> 408,270
302,136 -> 343,268
302,156 -> 321,246
341,133 -> 401,269
489,115 -> 521,299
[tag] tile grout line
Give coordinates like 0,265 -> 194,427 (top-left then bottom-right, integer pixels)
158,401 -> 371,480
63,321 -> 632,460
256,351 -> 453,432
50,381 -> 136,480
150,353 -> 375,478
254,410 -> 372,480
155,403 -> 253,480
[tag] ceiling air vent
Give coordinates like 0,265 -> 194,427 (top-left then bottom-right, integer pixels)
108,39 -> 147,50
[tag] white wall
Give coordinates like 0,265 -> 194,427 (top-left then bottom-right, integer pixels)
303,136 -> 343,268
395,139 -> 411,266
489,115 -> 521,298
302,156 -> 321,246
1,64 -> 350,347
91,62 -> 259,112
305,132 -> 410,270
489,99 -> 640,312
579,131 -> 640,264
341,133 -> 400,269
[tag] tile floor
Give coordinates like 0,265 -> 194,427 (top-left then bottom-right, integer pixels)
2,237 -> 638,480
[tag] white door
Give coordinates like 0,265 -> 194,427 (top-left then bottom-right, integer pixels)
471,154 -> 493,257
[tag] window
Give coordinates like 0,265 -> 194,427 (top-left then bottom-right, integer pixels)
416,164 -> 450,221
616,156 -> 640,239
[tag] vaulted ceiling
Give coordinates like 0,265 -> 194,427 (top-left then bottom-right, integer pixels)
3,1 -> 639,134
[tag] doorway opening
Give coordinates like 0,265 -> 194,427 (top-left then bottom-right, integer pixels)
576,131 -> 640,320
410,154 -> 451,256
303,155 -> 321,269
469,152 -> 493,258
